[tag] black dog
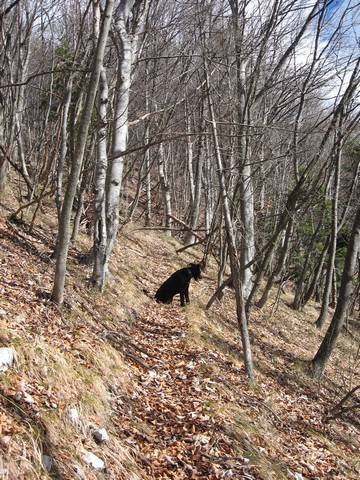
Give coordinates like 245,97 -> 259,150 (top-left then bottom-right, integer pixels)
155,263 -> 202,307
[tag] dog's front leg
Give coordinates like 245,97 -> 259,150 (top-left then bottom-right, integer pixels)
180,292 -> 186,307
184,287 -> 190,304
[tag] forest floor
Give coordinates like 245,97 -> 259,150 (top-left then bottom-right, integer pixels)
0,193 -> 359,480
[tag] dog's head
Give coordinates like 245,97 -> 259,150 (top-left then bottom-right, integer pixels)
189,263 -> 202,281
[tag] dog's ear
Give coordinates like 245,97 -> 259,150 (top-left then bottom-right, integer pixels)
190,263 -> 202,280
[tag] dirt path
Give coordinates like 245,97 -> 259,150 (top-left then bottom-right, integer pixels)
116,302 -> 256,479
1,219 -> 357,479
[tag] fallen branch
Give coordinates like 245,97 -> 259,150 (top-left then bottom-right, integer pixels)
176,239 -> 204,253
206,275 -> 233,309
324,385 -> 360,422
137,227 -> 200,233
105,330 -> 164,364
168,214 -> 205,241
0,144 -> 33,192
124,351 -> 152,370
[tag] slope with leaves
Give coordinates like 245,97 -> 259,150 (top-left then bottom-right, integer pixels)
0,188 -> 359,479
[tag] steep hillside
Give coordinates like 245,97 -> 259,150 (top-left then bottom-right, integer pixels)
0,194 -> 359,479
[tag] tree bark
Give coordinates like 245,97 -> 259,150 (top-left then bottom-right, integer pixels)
256,218 -> 294,309
0,69 -> 6,196
316,122 -> 342,328
185,95 -> 205,246
205,55 -> 254,384
158,142 -> 172,236
144,62 -> 152,227
312,205 -> 360,380
51,0 -> 114,305
55,77 -> 73,224
92,1 -> 110,289
104,0 -> 150,278
292,204 -> 326,310
303,237 -> 330,306
230,2 -> 255,299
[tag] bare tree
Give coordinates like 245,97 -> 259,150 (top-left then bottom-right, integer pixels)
0,1 -> 36,197
52,0 -> 115,305
312,205 -> 360,380
92,0 -> 150,289
92,0 -> 111,289
316,122 -> 343,328
157,142 -> 173,236
205,53 -> 254,383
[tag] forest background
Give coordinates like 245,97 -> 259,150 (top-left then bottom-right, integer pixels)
0,0 -> 359,477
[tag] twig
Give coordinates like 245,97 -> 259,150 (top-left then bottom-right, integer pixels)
206,276 -> 234,309
324,385 -> 360,422
105,330 -> 164,363
124,351 -> 152,370
168,214 -> 205,241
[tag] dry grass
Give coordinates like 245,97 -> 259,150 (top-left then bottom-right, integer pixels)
0,182 -> 359,479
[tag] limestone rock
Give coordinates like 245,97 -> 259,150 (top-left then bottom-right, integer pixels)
83,451 -> 105,471
92,427 -> 109,443
0,347 -> 15,372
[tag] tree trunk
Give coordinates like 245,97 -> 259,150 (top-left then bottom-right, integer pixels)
235,34 -> 255,299
105,28 -> 132,256
256,218 -> 294,308
316,128 -> 342,328
185,97 -> 205,246
55,77 -> 73,224
205,56 -> 254,384
312,205 -> 360,380
0,23 -> 6,196
158,142 -> 172,236
144,63 -> 152,227
145,143 -> 152,227
0,74 -> 7,197
104,0 -> 150,278
303,237 -> 330,306
218,224 -> 228,289
51,0 -> 114,305
292,204 -> 326,310
185,100 -> 195,206
92,1 -> 110,290
246,219 -> 288,311
204,140 -> 215,233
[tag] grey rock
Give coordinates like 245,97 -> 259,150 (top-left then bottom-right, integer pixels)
0,347 -> 15,372
42,454 -> 52,472
83,451 -> 105,471
92,427 -> 109,443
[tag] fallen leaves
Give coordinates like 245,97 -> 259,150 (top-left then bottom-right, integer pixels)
114,305 -> 257,479
0,218 -> 359,479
